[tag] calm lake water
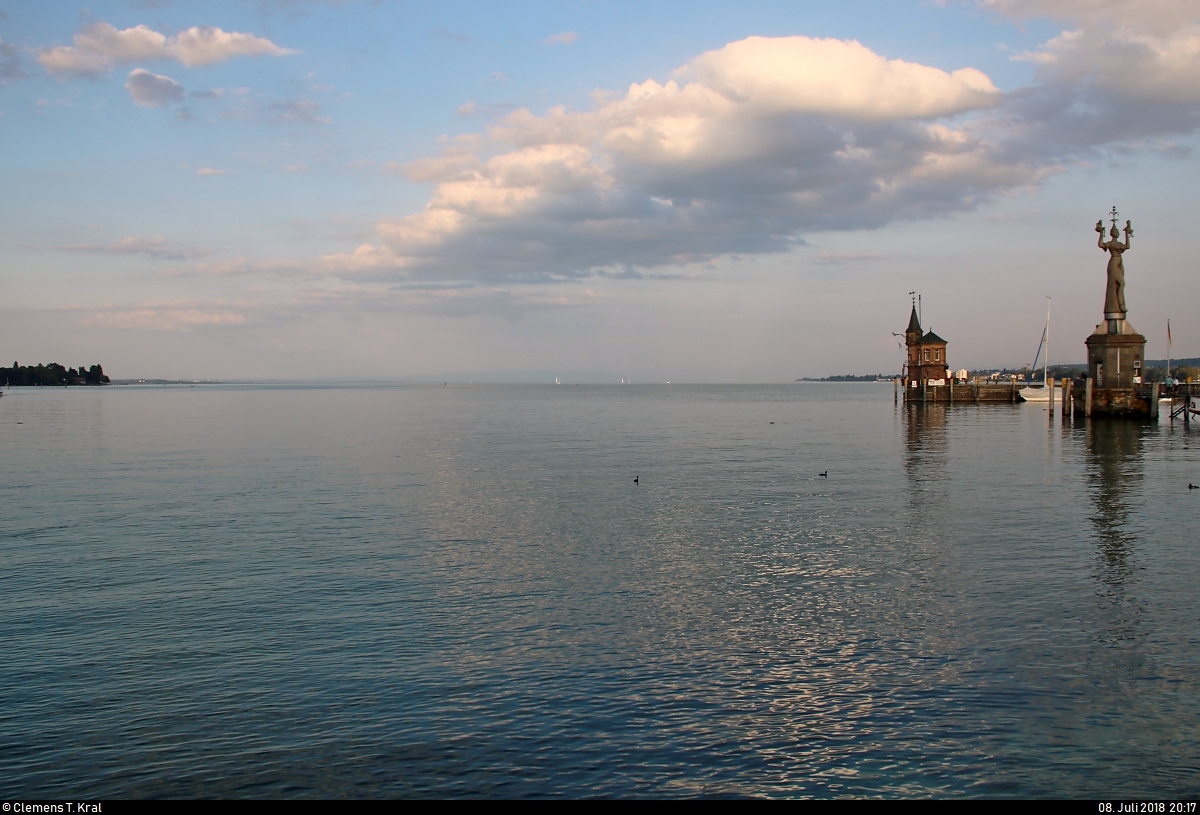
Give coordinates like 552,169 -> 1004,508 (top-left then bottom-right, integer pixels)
2,383 -> 1198,798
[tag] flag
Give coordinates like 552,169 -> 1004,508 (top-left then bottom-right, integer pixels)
1168,319 -> 1172,347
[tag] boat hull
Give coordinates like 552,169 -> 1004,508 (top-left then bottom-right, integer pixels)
1019,386 -> 1062,403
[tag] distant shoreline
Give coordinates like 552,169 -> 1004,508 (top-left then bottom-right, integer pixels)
796,375 -> 897,382
111,379 -> 224,385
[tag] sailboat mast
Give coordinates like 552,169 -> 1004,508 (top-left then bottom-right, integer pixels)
1044,297 -> 1051,385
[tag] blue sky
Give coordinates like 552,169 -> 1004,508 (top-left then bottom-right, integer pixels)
2,0 -> 1198,380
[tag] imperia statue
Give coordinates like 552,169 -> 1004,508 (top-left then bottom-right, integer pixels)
1096,208 -> 1132,317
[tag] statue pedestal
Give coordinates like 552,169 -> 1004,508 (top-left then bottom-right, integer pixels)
1077,320 -> 1155,419
1085,320 -> 1145,389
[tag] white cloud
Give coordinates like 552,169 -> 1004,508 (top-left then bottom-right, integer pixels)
982,0 -> 1200,157
265,98 -> 330,124
86,283 -> 602,333
38,22 -> 295,77
1015,21 -> 1200,105
326,21 -> 1200,285
172,26 -> 295,66
544,31 -> 578,46
125,68 -> 184,107
197,167 -> 228,176
328,36 -> 1020,282
88,301 -> 255,331
63,236 -> 209,259
680,36 -> 1000,121
162,258 -> 306,277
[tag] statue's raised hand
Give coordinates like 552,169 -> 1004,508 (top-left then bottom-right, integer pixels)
1096,220 -> 1104,234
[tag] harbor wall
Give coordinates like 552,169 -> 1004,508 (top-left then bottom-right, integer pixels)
902,381 -> 1022,403
1071,382 -> 1156,419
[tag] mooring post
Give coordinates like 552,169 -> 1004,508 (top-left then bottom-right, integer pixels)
948,378 -> 954,403
1151,382 -> 1159,420
922,379 -> 927,403
1047,377 -> 1054,421
1085,377 -> 1093,418
1063,378 -> 1072,419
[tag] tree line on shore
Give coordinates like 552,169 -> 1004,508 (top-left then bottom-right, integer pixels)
2,362 -> 110,386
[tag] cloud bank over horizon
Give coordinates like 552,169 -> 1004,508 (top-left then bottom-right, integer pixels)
326,2 -> 1200,285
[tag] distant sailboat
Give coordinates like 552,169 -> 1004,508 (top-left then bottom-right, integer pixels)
1161,319 -> 1177,401
1021,297 -> 1061,403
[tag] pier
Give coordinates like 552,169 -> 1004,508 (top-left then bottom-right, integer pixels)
898,377 -> 1024,404
897,301 -> 1023,404
1163,382 -> 1200,424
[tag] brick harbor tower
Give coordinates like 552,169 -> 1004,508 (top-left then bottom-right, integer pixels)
904,304 -> 949,385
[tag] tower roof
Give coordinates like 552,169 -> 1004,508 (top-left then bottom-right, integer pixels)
920,329 -> 947,345
906,305 -> 922,333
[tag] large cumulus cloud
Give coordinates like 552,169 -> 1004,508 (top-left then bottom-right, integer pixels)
329,36 -> 1018,281
329,4 -> 1200,283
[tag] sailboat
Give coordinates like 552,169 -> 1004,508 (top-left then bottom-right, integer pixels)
1020,298 -> 1062,403
1161,320 -> 1176,401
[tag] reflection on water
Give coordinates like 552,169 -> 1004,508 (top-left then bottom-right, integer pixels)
901,404 -> 949,530
1084,420 -> 1145,591
902,404 -> 949,471
1081,420 -> 1155,651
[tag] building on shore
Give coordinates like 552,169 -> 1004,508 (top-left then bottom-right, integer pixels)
901,303 -> 1023,404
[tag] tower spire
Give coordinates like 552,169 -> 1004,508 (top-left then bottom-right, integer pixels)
907,303 -> 921,334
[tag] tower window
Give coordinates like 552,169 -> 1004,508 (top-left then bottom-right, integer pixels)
924,350 -> 930,362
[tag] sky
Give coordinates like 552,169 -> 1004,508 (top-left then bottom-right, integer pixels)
2,0 -> 1198,381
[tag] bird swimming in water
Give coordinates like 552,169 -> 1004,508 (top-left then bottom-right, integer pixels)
1190,483 -> 1198,489
634,475 -> 639,485
819,471 -> 828,477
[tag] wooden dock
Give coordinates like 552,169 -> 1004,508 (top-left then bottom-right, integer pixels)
1162,383 -> 1199,423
